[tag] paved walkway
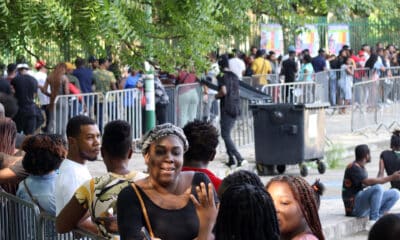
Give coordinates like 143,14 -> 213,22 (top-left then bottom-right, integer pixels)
87,112 -> 396,239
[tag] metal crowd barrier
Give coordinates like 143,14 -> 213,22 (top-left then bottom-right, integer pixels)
260,81 -> 317,104
351,77 -> 400,132
0,191 -> 105,240
314,71 -> 330,104
231,97 -> 254,147
52,92 -> 103,136
164,85 -> 176,124
1,191 -> 40,240
104,88 -> 142,141
242,74 -> 280,89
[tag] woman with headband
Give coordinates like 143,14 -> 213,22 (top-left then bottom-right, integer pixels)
117,123 -> 217,240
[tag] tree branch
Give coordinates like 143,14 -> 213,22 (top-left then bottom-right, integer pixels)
23,45 -> 40,61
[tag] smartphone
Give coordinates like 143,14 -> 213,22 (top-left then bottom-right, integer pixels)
140,226 -> 151,240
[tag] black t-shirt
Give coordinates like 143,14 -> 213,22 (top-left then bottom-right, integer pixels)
281,58 -> 297,83
0,78 -> 12,95
342,162 -> 367,216
117,172 -> 217,240
11,74 -> 38,110
381,150 -> 400,189
217,71 -> 240,118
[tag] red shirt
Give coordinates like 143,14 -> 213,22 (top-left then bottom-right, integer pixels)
181,167 -> 222,191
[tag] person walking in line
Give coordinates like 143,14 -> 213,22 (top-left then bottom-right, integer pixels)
215,55 -> 245,168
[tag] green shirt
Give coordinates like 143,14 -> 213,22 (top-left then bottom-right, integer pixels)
93,69 -> 116,94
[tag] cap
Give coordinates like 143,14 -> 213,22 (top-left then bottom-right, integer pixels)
318,48 -> 326,53
65,62 -> 75,70
34,60 -> 46,70
288,45 -> 296,53
16,63 -> 30,70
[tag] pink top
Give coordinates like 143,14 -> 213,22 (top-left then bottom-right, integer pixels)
293,233 -> 319,240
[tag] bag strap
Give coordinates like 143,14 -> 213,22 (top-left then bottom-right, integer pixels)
131,183 -> 154,238
23,180 -> 46,212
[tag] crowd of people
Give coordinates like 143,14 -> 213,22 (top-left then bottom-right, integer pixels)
1,42 -> 399,135
0,109 -> 328,239
1,44 -> 400,239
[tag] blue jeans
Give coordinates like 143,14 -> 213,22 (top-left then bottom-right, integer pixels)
352,185 -> 400,220
220,112 -> 243,163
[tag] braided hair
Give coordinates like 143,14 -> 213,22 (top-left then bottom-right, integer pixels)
0,118 -> 17,155
390,130 -> 400,151
215,183 -> 280,240
218,170 -> 264,198
266,175 -> 325,240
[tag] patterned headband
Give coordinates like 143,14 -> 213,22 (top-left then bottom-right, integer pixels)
140,123 -> 188,154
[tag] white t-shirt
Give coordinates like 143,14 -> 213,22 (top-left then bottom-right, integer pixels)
35,71 -> 50,105
55,159 -> 92,215
229,57 -> 246,79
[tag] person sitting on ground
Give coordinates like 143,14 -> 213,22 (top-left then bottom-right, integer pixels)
342,144 -> 400,230
17,134 -> 67,216
0,118 -> 28,194
182,120 -> 222,191
368,214 -> 400,240
266,175 -> 325,240
56,120 -> 146,239
117,123 -> 217,240
377,130 -> 400,190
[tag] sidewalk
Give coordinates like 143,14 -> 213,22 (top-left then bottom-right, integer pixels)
87,112 -> 395,240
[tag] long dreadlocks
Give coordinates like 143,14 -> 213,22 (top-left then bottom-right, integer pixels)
266,175 -> 325,240
215,183 -> 280,240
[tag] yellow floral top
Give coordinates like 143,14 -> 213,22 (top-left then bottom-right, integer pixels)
74,171 -> 147,239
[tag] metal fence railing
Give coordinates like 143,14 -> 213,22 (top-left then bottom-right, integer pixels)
104,88 -> 142,141
261,81 -> 318,104
52,92 -> 103,136
1,191 -> 41,240
0,191 -> 106,240
351,76 -> 400,132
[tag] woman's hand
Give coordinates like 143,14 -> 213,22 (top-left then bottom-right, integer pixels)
190,182 -> 217,240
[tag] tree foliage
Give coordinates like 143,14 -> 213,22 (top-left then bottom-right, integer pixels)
0,0 -> 399,70
0,0 -> 252,71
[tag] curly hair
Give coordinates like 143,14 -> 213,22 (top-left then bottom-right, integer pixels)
266,175 -> 325,240
22,134 -> 67,175
183,120 -> 219,163
215,183 -> 280,240
102,120 -> 132,159
0,118 -> 17,155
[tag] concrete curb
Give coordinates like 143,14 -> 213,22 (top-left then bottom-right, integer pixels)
323,216 -> 368,240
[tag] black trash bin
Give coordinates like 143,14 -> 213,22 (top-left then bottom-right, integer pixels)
249,103 -> 328,176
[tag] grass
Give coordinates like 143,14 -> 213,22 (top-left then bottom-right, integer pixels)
325,144 -> 346,169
